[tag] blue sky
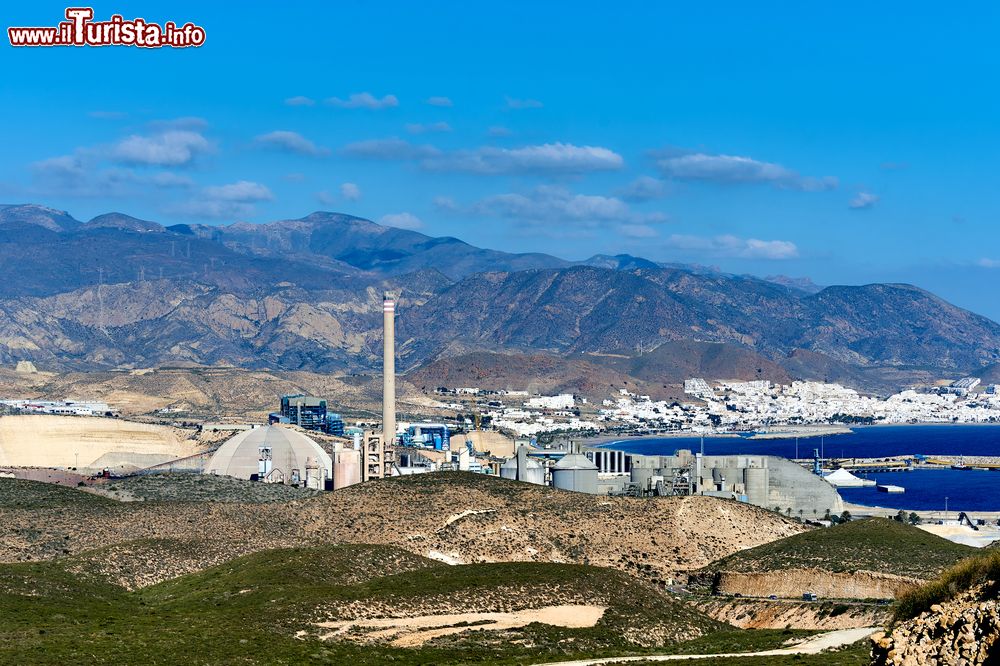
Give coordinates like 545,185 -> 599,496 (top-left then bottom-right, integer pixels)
4,2 -> 1000,318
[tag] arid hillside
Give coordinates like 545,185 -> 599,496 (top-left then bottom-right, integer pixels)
0,473 -> 805,589
0,366 -> 440,421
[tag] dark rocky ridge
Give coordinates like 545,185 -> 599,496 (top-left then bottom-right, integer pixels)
0,203 -> 997,393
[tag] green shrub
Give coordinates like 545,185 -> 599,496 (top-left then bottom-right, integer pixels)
894,550 -> 1000,623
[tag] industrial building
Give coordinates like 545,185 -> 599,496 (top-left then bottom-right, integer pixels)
495,444 -> 843,517
273,395 -> 345,435
279,395 -> 326,430
401,422 -> 451,450
205,426 -> 333,489
499,445 -> 546,485
588,448 -> 844,516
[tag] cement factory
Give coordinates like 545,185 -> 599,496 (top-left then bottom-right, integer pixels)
0,291 -> 844,519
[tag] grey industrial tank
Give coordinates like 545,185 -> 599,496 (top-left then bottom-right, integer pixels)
500,446 -> 545,485
551,453 -> 598,494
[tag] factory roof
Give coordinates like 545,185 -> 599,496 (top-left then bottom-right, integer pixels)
553,453 -> 598,470
205,425 -> 332,481
500,455 -> 542,469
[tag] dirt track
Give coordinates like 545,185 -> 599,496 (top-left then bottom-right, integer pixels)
316,604 -> 607,646
531,626 -> 879,664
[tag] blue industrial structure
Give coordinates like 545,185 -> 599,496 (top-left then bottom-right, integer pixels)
276,394 -> 344,435
401,423 -> 450,450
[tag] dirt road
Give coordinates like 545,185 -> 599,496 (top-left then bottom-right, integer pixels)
531,626 -> 879,665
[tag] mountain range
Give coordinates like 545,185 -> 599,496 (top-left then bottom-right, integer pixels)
1,203 -> 998,395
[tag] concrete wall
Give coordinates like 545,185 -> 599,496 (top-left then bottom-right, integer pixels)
765,455 -> 844,518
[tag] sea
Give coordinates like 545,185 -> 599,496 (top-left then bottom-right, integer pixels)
600,424 -> 1000,512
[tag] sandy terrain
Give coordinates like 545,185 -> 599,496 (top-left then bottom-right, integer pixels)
316,604 -> 607,647
918,523 -> 1000,548
0,415 -> 204,470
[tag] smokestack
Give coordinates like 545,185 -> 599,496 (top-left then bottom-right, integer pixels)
382,292 -> 396,450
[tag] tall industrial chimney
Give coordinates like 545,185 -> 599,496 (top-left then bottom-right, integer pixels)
382,292 -> 396,449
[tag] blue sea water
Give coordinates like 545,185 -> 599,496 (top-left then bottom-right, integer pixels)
601,424 -> 1000,512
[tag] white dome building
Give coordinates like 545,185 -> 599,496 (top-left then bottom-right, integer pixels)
205,426 -> 332,488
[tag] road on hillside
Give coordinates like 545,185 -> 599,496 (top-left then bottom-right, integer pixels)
530,626 -> 879,665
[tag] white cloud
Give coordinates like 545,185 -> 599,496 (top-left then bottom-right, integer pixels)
32,154 -> 86,181
342,137 -> 441,160
487,125 -> 512,137
149,172 -> 195,188
326,92 -> 399,109
849,191 -> 879,209
254,130 -> 328,156
112,130 -> 211,166
316,190 -> 337,206
665,234 -> 799,259
340,182 -> 361,201
618,224 -> 659,238
424,142 -> 624,174
977,258 -> 1000,269
147,116 -> 209,131
657,150 -> 836,191
343,139 -> 621,175
432,195 -> 459,211
617,175 -> 667,201
31,152 -> 195,198
172,181 -> 273,220
30,154 -> 131,197
203,180 -> 273,202
452,186 -> 665,232
505,96 -> 543,109
285,95 -> 316,106
405,121 -> 452,134
426,96 -> 453,107
379,212 -> 422,230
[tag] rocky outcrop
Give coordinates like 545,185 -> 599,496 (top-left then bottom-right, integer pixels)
694,598 -> 887,630
715,568 -> 922,600
871,587 -> 1000,665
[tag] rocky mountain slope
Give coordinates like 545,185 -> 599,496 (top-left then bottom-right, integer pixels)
1,203 -> 997,392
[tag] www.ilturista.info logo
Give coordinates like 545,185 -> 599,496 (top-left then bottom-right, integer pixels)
8,7 -> 205,48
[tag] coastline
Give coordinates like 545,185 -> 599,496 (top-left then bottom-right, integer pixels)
586,421 -> 1000,450
587,424 -> 855,448
747,424 -> 853,439
843,501 -> 1000,521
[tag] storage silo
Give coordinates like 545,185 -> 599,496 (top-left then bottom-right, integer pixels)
630,465 -> 657,491
744,465 -> 769,507
551,452 -> 598,494
332,448 -> 361,489
500,445 -> 545,485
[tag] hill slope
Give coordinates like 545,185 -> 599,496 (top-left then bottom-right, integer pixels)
0,543 -> 726,664
0,473 -> 805,587
702,518 -> 976,580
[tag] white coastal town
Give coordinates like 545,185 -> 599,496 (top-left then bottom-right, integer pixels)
434,376 -> 1000,437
